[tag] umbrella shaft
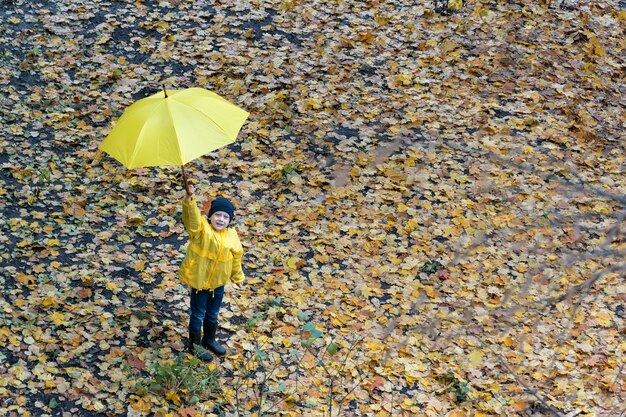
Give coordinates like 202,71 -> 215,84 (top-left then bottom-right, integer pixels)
181,165 -> 191,195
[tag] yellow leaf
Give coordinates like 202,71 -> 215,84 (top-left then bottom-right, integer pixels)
405,218 -> 419,231
403,361 -> 426,383
92,400 -> 106,412
424,286 -> 438,298
134,260 -> 147,272
9,335 -> 21,347
41,297 -> 58,308
165,390 -> 181,406
50,312 -> 66,325
447,410 -> 466,417
154,21 -> 170,32
257,128 -> 270,138
286,257 -> 297,269
468,350 -> 483,367
585,37 -> 606,56
595,310 -> 612,326
502,336 -> 517,348
447,0 -> 463,11
282,0 -> 297,11
106,282 -> 117,291
582,62 -> 596,75
130,397 -> 151,412
307,98 -> 323,110
440,38 -> 457,53
388,125 -> 401,134
592,202 -> 610,213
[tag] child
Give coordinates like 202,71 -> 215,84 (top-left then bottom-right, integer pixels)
180,182 -> 244,361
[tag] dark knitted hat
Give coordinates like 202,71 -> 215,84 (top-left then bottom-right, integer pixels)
208,197 -> 235,222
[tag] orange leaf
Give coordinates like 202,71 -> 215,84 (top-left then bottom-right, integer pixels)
177,406 -> 199,417
16,273 -> 36,286
511,400 -> 529,412
63,203 -> 85,218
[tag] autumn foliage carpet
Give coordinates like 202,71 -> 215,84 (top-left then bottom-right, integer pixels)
1,0 -> 624,416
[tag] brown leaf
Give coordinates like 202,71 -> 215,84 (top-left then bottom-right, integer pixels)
127,354 -> 145,370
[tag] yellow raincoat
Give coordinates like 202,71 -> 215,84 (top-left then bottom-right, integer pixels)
179,197 -> 244,290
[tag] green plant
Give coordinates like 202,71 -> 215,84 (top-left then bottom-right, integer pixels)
281,163 -> 298,175
280,163 -> 302,184
229,297 -> 366,416
110,68 -> 123,80
421,260 -> 442,275
229,307 -> 285,415
296,325 -> 365,417
27,46 -> 41,59
300,322 -> 323,348
440,371 -> 471,403
143,353 -> 220,406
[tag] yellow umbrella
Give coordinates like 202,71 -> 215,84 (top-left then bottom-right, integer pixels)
100,87 -> 249,169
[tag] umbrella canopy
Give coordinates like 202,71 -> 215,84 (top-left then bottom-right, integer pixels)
99,87 -> 249,169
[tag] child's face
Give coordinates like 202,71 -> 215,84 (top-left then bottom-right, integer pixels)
210,211 -> 230,230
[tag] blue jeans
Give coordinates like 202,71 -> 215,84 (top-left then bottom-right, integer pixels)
189,286 -> 224,333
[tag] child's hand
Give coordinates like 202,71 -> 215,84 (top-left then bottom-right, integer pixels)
185,184 -> 195,200
231,283 -> 242,290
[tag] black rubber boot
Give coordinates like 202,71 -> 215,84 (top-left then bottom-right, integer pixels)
189,330 -> 213,362
201,321 -> 226,356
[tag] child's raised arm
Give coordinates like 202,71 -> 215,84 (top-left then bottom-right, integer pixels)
182,191 -> 203,238
180,168 -> 202,236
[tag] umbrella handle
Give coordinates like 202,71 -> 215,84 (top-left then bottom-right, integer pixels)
181,165 -> 192,196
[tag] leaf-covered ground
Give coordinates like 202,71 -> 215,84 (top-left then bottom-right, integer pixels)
1,0 -> 624,416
